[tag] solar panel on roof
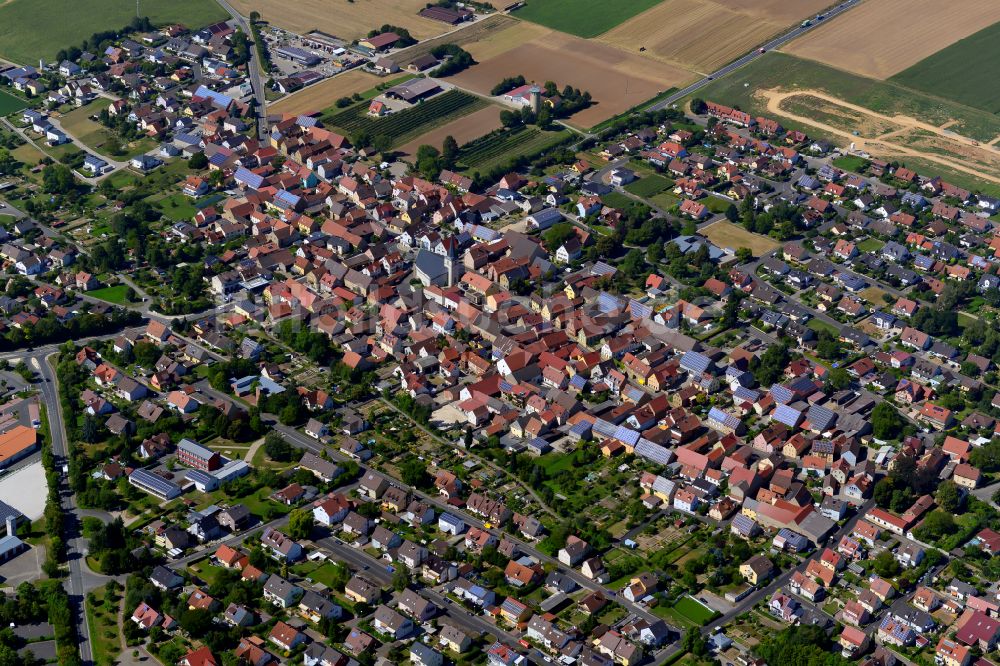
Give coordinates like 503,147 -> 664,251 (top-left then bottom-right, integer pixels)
130,469 -> 181,496
613,425 -> 640,446
806,404 -> 837,430
679,351 -> 710,375
629,299 -> 652,319
773,404 -> 803,427
634,440 -> 672,465
591,261 -> 616,276
769,384 -> 794,404
597,292 -> 624,313
592,419 -> 617,438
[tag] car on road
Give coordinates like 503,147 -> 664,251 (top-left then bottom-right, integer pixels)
759,48 -> 766,53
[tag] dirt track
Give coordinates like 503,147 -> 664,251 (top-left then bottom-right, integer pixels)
761,88 -> 1000,185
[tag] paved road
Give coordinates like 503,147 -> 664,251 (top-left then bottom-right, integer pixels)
213,0 -> 268,140
35,353 -> 97,665
648,0 -> 861,112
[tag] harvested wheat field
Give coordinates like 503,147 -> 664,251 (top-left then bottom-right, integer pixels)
391,15 -> 532,64
229,0 -> 450,41
783,0 -> 1000,79
269,70 -> 382,117
395,106 -> 504,158
600,0 -> 831,73
450,30 -> 692,127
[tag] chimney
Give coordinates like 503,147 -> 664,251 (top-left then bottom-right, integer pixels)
5,515 -> 15,537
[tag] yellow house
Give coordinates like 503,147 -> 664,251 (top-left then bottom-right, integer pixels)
739,555 -> 774,585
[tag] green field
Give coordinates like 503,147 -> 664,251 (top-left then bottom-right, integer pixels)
0,0 -> 228,64
690,51 -> 1000,143
601,191 -> 635,210
457,125 -> 570,171
513,0 -> 663,38
323,90 -> 486,148
624,175 -> 672,198
88,284 -> 132,304
832,155 -> 869,173
672,596 -> 718,626
0,90 -> 29,117
891,21 -> 1000,114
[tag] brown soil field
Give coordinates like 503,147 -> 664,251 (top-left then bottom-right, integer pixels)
268,69 -> 382,117
395,106 -> 504,157
229,0 -> 450,41
783,0 -> 1000,79
761,88 -> 1000,185
600,0 -> 831,73
448,30 -> 692,127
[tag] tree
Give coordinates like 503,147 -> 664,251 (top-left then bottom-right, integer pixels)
735,247 -> 753,263
872,550 -> 900,578
935,480 -> 963,513
400,456 -> 428,488
392,564 -> 410,592
188,152 -> 208,169
690,98 -> 707,114
287,509 -> 313,540
871,402 -> 903,440
42,163 -> 76,195
914,509 -> 955,542
542,222 -> 576,249
442,135 -> 459,168
263,433 -> 295,462
826,367 -> 852,391
371,134 -> 392,157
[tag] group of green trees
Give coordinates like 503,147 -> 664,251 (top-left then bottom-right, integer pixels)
430,44 -> 475,77
737,195 -> 797,240
414,136 -> 460,180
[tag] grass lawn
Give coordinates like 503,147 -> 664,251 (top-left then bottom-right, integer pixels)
307,562 -> 348,589
832,155 -> 870,173
536,452 -> 575,475
807,318 -> 840,336
0,90 -> 29,117
60,98 -> 156,159
650,191 -> 680,210
672,596 -> 719,626
699,220 -> 779,255
188,560 -> 228,587
704,196 -> 732,214
624,175 -> 672,198
513,0 -> 663,38
859,285 -> 888,306
601,191 -> 635,210
157,192 -> 199,220
88,284 -> 132,304
891,21 -> 1000,114
857,238 -> 884,253
0,0 -> 228,64
10,142 -> 46,168
85,585 -> 121,666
